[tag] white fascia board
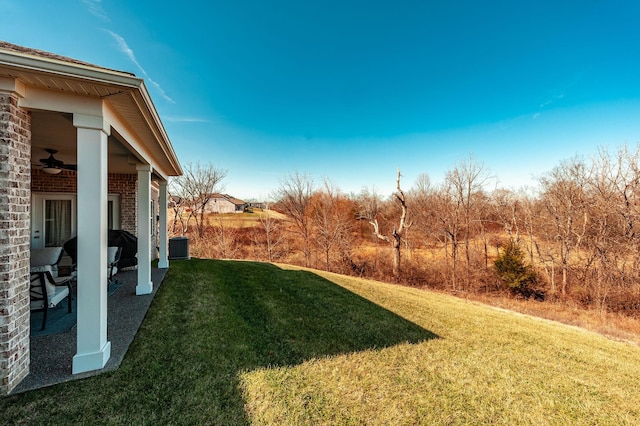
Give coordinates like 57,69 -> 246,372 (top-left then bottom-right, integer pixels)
0,51 -> 142,89
131,84 -> 182,176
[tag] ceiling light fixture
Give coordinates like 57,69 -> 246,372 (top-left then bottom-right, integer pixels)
42,166 -> 62,175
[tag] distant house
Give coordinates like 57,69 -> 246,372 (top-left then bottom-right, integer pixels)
247,201 -> 267,210
204,194 -> 246,214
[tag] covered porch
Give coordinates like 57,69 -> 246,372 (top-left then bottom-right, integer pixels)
12,266 -> 168,393
0,42 -> 182,393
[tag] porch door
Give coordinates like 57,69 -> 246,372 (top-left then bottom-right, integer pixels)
31,193 -> 120,248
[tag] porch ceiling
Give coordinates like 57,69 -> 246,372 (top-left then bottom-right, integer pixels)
0,64 -> 132,98
31,110 -> 138,175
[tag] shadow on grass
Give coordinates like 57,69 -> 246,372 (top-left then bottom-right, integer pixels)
218,262 -> 438,366
1,259 -> 438,425
154,259 -> 439,424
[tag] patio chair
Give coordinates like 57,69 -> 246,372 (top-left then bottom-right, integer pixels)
60,242 -> 122,287
30,247 -> 73,331
31,247 -> 63,277
107,246 -> 122,286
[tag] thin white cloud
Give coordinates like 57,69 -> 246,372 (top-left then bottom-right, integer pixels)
532,112 -> 541,120
81,0 -> 109,21
104,30 -> 175,103
539,92 -> 566,109
146,78 -> 175,104
82,6 -> 175,104
105,30 -> 143,72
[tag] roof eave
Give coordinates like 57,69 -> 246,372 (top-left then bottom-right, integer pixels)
134,81 -> 183,177
0,49 -> 141,89
0,46 -> 183,178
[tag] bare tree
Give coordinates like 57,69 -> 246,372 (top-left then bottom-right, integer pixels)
254,204 -> 285,263
311,180 -> 354,272
582,146 -> 640,312
518,191 -> 557,291
358,169 -> 411,280
410,173 -> 439,246
409,173 -> 447,257
469,191 -> 492,270
168,194 -> 187,236
169,162 -> 227,238
211,216 -> 239,259
432,184 -> 460,290
444,154 -> 492,289
491,188 -> 520,245
538,157 -> 589,297
602,145 -> 640,269
274,171 -> 314,267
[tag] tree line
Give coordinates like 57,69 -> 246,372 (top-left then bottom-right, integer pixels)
170,144 -> 640,317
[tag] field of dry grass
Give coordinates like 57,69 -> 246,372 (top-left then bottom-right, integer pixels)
469,292 -> 640,346
170,209 -> 288,231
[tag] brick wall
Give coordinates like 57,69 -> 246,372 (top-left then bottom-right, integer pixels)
31,168 -> 76,193
32,170 -> 138,235
32,169 -> 159,260
110,173 -> 137,235
0,93 -> 31,394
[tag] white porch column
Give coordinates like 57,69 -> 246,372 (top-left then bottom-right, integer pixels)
157,181 -> 169,269
73,113 -> 111,374
136,165 -> 153,295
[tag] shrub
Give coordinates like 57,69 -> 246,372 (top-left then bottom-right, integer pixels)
494,241 -> 537,297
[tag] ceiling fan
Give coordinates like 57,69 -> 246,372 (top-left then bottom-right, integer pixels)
39,149 -> 77,174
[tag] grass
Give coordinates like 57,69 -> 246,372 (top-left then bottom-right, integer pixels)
3,259 -> 640,424
175,209 -> 289,230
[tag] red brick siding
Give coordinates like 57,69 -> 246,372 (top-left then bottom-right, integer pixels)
31,170 -> 138,235
31,170 -> 159,260
110,173 -> 137,235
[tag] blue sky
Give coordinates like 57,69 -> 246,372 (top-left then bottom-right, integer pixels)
3,0 -> 640,200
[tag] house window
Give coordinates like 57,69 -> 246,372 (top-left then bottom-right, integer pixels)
44,199 -> 72,247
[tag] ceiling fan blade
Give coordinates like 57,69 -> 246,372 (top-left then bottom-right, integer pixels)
39,149 -> 74,170
40,155 -> 64,167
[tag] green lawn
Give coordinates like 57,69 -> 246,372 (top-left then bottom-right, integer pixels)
3,259 -> 640,425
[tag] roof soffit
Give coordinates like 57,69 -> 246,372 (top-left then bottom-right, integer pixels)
0,43 -> 182,177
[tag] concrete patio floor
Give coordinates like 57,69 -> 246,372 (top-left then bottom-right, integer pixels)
11,266 -> 168,394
